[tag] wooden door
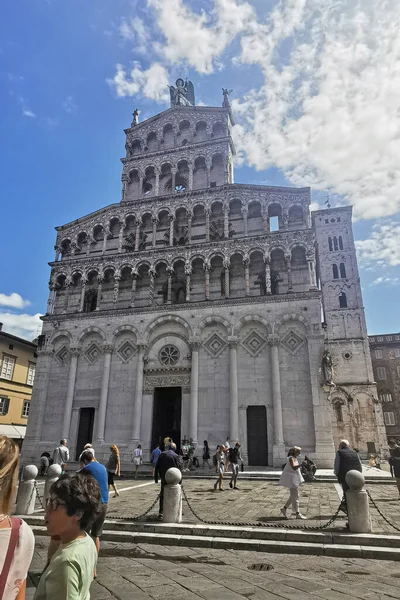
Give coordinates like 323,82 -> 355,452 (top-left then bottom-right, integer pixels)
247,405 -> 268,465
75,408 -> 95,460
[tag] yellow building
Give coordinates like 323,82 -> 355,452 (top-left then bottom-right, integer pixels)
0,325 -> 37,447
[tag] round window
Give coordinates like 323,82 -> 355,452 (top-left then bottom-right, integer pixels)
159,345 -> 180,366
343,351 -> 352,360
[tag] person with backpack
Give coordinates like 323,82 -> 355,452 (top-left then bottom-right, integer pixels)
228,443 -> 242,490
0,435 -> 34,600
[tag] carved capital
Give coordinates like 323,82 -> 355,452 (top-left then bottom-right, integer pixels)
69,347 -> 81,357
228,336 -> 238,349
102,344 -> 114,355
189,338 -> 201,351
267,335 -> 280,347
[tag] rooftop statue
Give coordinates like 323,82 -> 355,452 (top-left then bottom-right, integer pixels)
169,78 -> 196,107
222,88 -> 233,108
131,108 -> 139,126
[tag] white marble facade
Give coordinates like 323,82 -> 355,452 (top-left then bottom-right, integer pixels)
23,87 -> 387,467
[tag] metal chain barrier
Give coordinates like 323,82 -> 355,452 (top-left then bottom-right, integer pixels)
367,490 -> 400,533
34,481 -> 45,510
181,484 -> 344,531
110,492 -> 161,521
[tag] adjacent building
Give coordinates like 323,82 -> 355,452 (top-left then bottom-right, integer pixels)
0,324 -> 37,447
369,333 -> 400,441
22,80 -> 386,466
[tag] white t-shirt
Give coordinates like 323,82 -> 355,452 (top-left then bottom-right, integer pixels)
53,445 -> 69,465
133,448 -> 142,458
0,519 -> 35,599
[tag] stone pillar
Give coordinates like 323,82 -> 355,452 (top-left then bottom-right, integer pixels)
130,272 -> 137,307
30,350 -> 52,441
95,276 -> 103,311
345,471 -> 372,533
63,282 -> 71,314
62,347 -> 79,439
86,235 -> 93,256
282,209 -> 289,230
132,344 -> 146,442
113,274 -> 120,307
262,213 -> 270,233
169,216 -> 175,246
44,464 -> 62,506
244,257 -> 250,296
155,170 -> 160,196
152,218 -> 157,248
135,223 -> 141,251
285,254 -> 293,292
16,465 -> 38,515
163,468 -> 182,523
139,174 -> 144,198
171,170 -> 176,193
94,345 -> 113,443
307,253 -> 317,289
242,207 -> 248,236
118,223 -> 125,253
223,206 -> 229,239
79,278 -> 87,312
269,337 -> 285,461
102,228 -> 109,254
189,341 -> 200,444
204,264 -> 210,300
47,285 -> 56,315
223,258 -> 230,298
149,268 -> 155,306
265,258 -> 272,294
188,166 -> 193,190
185,265 -> 192,302
166,267 -> 173,304
205,209 -> 210,242
228,337 -> 239,442
187,213 -> 192,244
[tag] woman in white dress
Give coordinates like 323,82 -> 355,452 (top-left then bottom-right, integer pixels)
132,444 -> 143,479
279,446 -> 307,520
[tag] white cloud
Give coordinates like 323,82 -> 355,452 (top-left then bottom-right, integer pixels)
370,276 -> 400,287
149,0 -> 255,74
0,293 -> 31,309
0,312 -> 42,341
355,221 -> 400,268
62,96 -> 77,114
19,96 -> 37,118
119,16 -> 150,54
108,62 -> 170,103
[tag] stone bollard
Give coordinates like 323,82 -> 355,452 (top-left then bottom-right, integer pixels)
15,465 -> 38,515
44,464 -> 62,506
345,470 -> 372,533
163,467 -> 182,523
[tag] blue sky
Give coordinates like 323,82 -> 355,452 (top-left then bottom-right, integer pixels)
1,0 -> 399,339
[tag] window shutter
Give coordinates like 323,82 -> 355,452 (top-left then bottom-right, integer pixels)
2,397 -> 9,415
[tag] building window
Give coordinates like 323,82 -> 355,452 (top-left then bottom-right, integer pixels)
328,237 -> 333,251
22,400 -> 30,418
377,367 -> 387,380
339,263 -> 346,278
380,393 -> 392,403
339,292 -> 347,308
338,236 -> 343,250
27,363 -> 36,386
375,349 -> 383,359
334,403 -> 343,422
378,337 -> 383,342
0,397 -> 10,415
387,336 -> 392,341
1,355 -> 15,381
384,412 -> 395,426
332,264 -> 339,279
333,236 -> 339,250
395,349 -> 400,358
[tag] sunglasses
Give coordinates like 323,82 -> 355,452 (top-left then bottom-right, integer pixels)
45,497 -> 66,512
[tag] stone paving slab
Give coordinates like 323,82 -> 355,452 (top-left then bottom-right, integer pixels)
27,537 -> 400,599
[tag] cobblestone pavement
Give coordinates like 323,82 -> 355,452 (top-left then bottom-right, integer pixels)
28,537 -> 400,599
97,478 -> 400,534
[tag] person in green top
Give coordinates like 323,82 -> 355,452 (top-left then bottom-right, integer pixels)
34,474 -> 101,600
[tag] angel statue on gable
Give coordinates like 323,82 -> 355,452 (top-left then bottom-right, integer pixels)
169,78 -> 196,107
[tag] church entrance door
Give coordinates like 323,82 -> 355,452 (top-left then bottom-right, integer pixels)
75,407 -> 95,460
247,405 -> 268,465
151,387 -> 182,453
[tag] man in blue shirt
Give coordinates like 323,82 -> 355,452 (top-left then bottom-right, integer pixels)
80,450 -> 109,556
151,443 -> 162,476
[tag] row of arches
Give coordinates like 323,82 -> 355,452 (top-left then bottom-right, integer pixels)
328,236 -> 344,251
127,120 -> 227,157
49,246 -> 316,315
332,263 -> 347,279
56,200 -> 309,260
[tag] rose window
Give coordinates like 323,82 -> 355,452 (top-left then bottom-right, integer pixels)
159,345 -> 180,366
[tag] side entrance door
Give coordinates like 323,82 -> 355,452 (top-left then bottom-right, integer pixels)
75,407 -> 95,460
247,405 -> 268,466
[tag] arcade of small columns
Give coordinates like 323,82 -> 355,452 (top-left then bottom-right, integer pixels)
41,315 -> 308,450
48,244 -> 318,316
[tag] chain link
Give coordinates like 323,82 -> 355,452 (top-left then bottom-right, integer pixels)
181,484 -> 344,531
34,481 -> 45,510
367,490 -> 400,533
110,492 -> 161,521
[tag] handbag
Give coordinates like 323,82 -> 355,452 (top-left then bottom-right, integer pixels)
0,517 -> 22,597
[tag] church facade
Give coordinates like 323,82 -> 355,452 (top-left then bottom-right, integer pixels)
23,81 -> 387,467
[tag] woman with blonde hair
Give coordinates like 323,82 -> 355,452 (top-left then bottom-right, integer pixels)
0,435 -> 34,599
106,444 -> 120,498
279,446 -> 307,520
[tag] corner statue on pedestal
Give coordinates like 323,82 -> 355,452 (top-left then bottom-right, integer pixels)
169,78 -> 196,107
321,350 -> 335,387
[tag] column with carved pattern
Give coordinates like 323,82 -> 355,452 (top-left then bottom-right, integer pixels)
244,257 -> 250,296
189,340 -> 200,444
102,228 -> 110,253
152,218 -> 157,248
185,264 -> 192,302
166,267 -> 173,304
113,273 -> 121,307
135,222 -> 141,251
205,209 -> 210,242
130,272 -> 138,307
265,258 -> 272,294
187,212 -> 192,244
169,216 -> 175,246
79,276 -> 87,312
269,336 -> 285,463
95,275 -> 103,311
118,223 -> 125,253
62,347 -> 80,440
149,268 -> 155,306
285,254 -> 293,292
63,280 -> 71,314
223,206 -> 229,239
204,263 -> 210,300
223,257 -> 230,298
131,344 -> 147,442
307,251 -> 318,289
94,345 -> 113,443
242,206 -> 248,237
228,337 -> 239,441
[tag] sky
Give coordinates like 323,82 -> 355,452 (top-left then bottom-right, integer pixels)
0,0 -> 399,340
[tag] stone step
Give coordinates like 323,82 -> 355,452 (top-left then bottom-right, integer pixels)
28,523 -> 400,561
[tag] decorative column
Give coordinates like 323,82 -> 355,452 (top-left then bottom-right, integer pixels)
244,257 -> 250,296
54,246 -> 60,262
86,235 -> 93,256
188,165 -> 193,190
152,218 -> 157,248
30,349 -> 52,441
139,174 -> 144,198
94,345 -> 113,443
223,206 -> 229,239
102,228 -> 109,254
166,267 -> 173,304
79,277 -> 87,312
285,254 -> 293,292
135,222 -> 141,251
95,275 -> 103,311
121,174 -> 128,202
169,216 -> 175,246
205,209 -> 210,242
282,210 -> 289,230
307,252 -> 317,289
118,223 -> 125,253
265,258 -> 272,294
187,212 -> 192,244
46,285 -> 56,315
269,336 -> 285,461
228,337 -> 239,441
204,263 -> 210,300
155,170 -> 160,196
130,272 -> 138,307
242,206 -> 248,237
189,340 -> 200,444
131,344 -> 147,442
63,281 -> 71,314
62,347 -> 80,440
149,267 -> 155,306
185,264 -> 192,302
262,212 -> 270,233
223,258 -> 230,298
113,273 -> 120,307
171,170 -> 176,193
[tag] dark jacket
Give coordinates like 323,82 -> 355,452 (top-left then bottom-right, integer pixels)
389,448 -> 400,478
336,447 -> 362,483
154,450 -> 182,483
